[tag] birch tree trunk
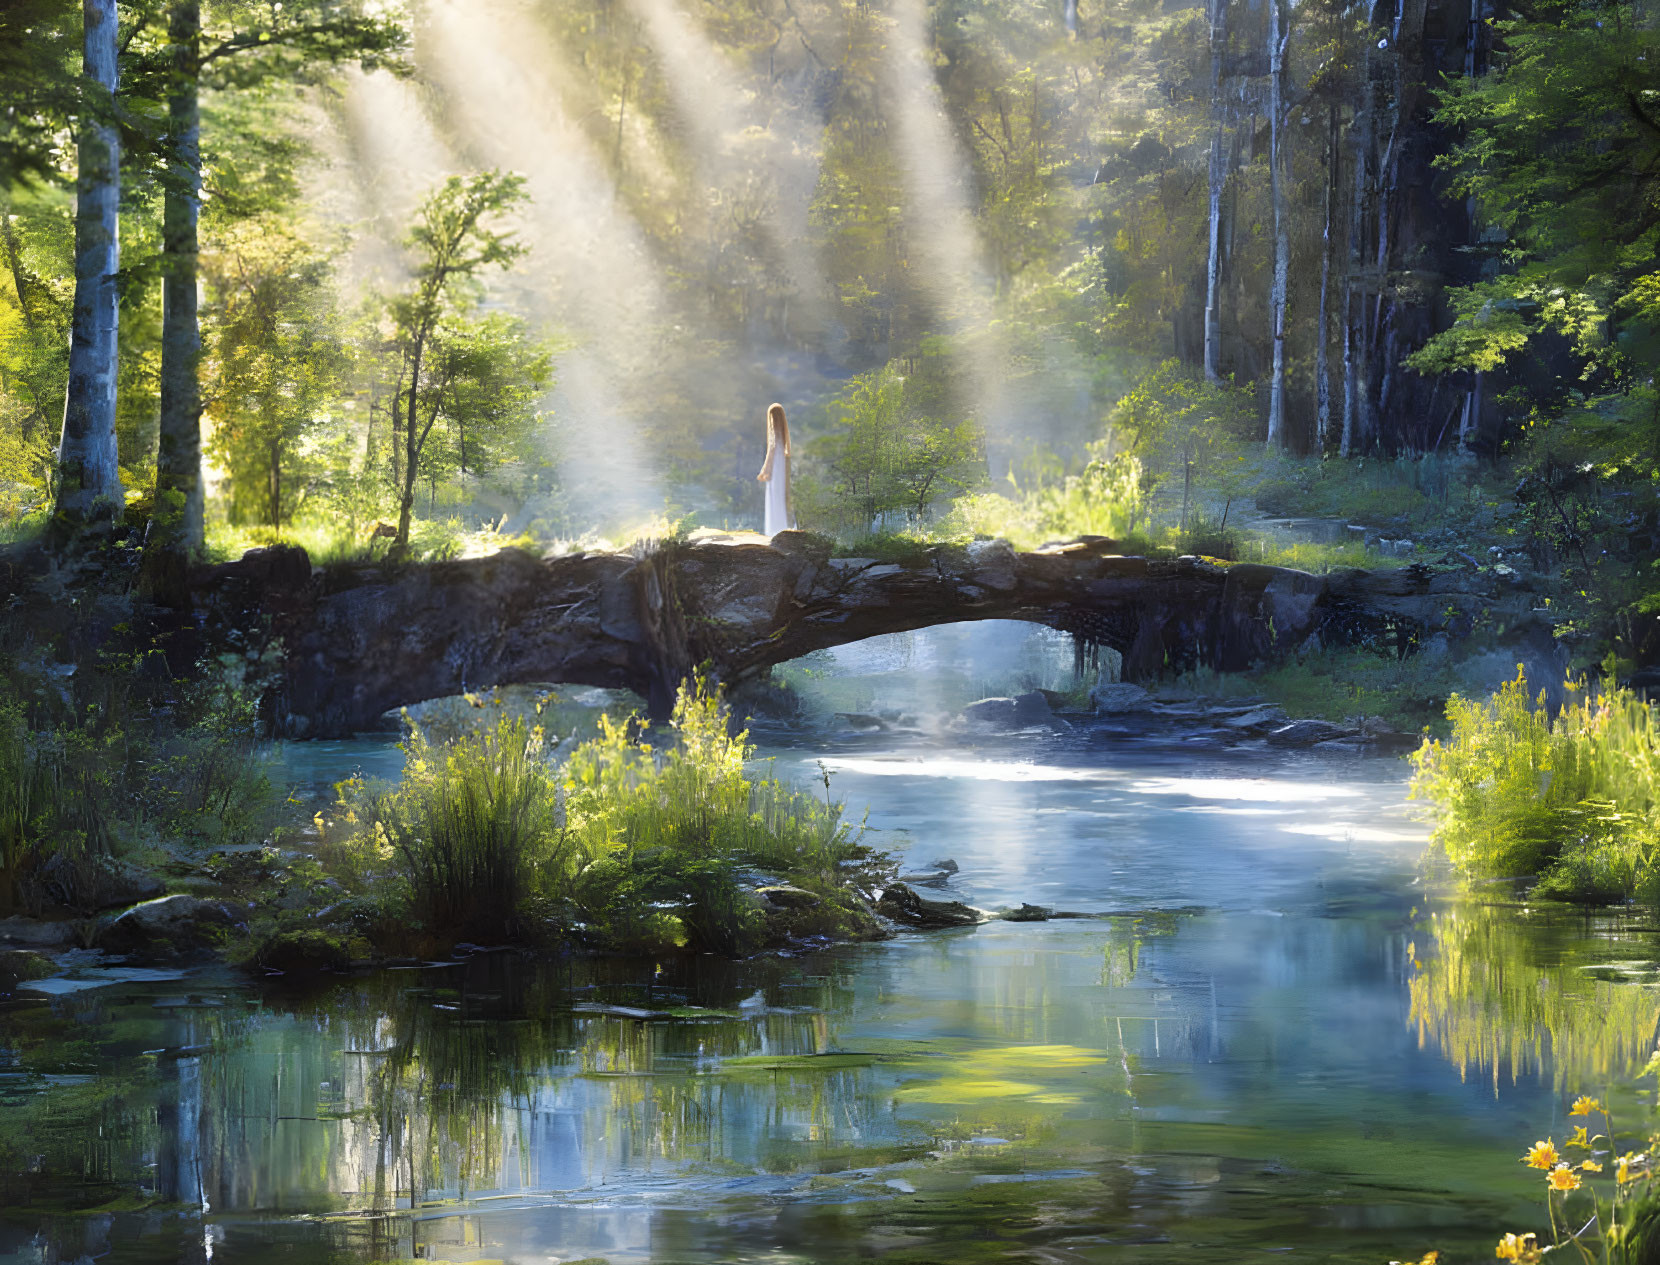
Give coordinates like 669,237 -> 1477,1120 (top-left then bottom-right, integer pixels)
1264,0 -> 1290,448
1202,0 -> 1226,383
54,0 -> 123,535
153,0 -> 204,564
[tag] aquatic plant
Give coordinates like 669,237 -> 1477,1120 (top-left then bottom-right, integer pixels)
0,648 -> 278,913
1410,664 -> 1660,903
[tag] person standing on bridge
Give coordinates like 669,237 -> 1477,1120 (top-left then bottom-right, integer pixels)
757,402 -> 794,536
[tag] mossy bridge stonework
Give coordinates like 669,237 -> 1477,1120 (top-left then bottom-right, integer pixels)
196,529 -> 1523,738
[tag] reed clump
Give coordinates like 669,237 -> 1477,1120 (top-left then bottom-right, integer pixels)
335,675 -> 887,955
1410,664 -> 1660,903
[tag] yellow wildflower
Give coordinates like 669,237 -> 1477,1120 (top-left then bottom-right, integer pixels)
1617,1152 -> 1645,1184
1548,1164 -> 1582,1192
1570,1096 -> 1603,1116
1566,1125 -> 1591,1149
1522,1140 -> 1560,1170
1495,1232 -> 1541,1263
1581,1159 -> 1604,1173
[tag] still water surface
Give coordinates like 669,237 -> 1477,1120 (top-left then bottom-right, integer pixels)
2,715 -> 1655,1263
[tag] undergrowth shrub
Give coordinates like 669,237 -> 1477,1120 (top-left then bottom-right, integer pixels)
943,453 -> 1145,548
362,713 -> 565,940
0,650 -> 278,914
1410,664 -> 1660,902
560,674 -> 880,954
332,676 -> 884,955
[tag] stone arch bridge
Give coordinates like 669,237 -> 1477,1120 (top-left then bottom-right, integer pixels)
198,529 -> 1519,738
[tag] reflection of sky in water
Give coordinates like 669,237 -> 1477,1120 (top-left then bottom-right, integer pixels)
794,738 -> 1426,914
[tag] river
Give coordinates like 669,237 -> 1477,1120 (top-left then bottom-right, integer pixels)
2,626 -> 1655,1264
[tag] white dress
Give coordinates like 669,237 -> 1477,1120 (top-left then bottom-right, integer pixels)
763,452 -> 791,535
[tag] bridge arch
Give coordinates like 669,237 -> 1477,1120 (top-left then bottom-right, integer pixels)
195,531 -> 1508,738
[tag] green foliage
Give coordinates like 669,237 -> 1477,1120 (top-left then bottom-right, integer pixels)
0,644 -> 278,913
360,711 -> 565,940
799,359 -> 985,535
333,676 -> 884,956
1410,666 -> 1660,903
945,451 -> 1144,548
1422,1 -> 1660,381
1171,643 -> 1464,732
374,169 -> 539,547
559,674 -> 880,955
204,214 -> 349,527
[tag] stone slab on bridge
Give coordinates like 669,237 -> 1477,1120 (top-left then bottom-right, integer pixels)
196,529 -> 1524,738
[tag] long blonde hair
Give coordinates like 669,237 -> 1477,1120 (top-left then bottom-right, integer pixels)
767,402 -> 790,457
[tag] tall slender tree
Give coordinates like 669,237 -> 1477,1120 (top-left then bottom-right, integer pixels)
1264,0 -> 1290,448
385,171 -> 529,551
154,0 -> 201,560
147,0 -> 404,570
54,0 -> 123,538
1202,0 -> 1227,384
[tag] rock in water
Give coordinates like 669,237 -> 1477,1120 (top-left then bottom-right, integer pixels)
876,883 -> 985,928
834,712 -> 887,731
896,869 -> 953,887
1089,683 -> 1153,714
755,884 -> 819,910
1222,705 -> 1289,731
0,948 -> 55,981
997,904 -> 1053,922
959,697 -> 1018,728
959,691 -> 1055,731
95,895 -> 243,963
252,929 -> 351,974
1265,719 -> 1352,747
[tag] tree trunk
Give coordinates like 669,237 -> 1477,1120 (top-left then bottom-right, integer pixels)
53,0 -> 123,536
1369,0 -> 1424,449
1458,371 -> 1482,450
1342,31 -> 1375,459
395,348 -> 424,548
1315,106 -> 1337,452
1458,0 -> 1483,452
154,0 -> 204,557
269,441 -> 281,526
1264,0 -> 1289,449
1202,0 -> 1226,384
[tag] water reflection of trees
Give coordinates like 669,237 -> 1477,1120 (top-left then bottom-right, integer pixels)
192,955 -> 892,1214
1409,902 -> 1660,1091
